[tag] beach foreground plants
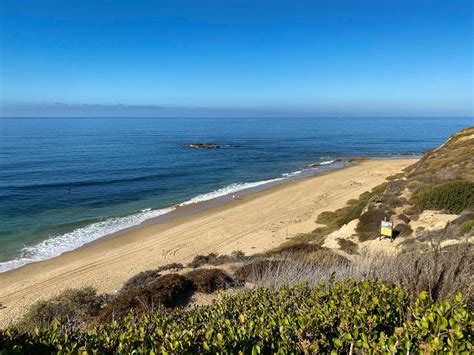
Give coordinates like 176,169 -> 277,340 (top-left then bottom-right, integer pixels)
1,280 -> 471,353
19,287 -> 107,331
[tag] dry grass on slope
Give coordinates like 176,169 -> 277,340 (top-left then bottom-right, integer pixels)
244,243 -> 473,306
405,126 -> 474,188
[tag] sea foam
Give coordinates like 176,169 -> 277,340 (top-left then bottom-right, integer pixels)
0,207 -> 175,273
179,177 -> 284,206
319,159 -> 336,165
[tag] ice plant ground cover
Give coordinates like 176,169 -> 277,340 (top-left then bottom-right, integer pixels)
0,280 -> 471,353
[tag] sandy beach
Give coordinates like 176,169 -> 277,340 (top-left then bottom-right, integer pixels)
0,159 -> 416,327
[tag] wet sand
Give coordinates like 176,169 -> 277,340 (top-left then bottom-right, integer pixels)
0,158 -> 416,327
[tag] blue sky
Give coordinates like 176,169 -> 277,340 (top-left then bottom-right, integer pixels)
0,0 -> 472,117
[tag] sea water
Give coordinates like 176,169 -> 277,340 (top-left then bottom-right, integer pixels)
0,117 -> 471,272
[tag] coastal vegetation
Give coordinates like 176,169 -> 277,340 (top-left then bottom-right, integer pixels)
1,281 -> 471,353
1,127 -> 473,353
413,180 -> 474,214
19,287 -> 107,331
293,126 -> 474,246
274,182 -> 389,246
119,263 -> 184,294
99,274 -> 195,322
185,269 -> 235,294
461,220 -> 474,234
2,242 -> 471,353
188,251 -> 249,269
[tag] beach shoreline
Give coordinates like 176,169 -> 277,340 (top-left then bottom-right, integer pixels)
0,159 -> 352,274
0,158 -> 416,327
78,160 -> 352,247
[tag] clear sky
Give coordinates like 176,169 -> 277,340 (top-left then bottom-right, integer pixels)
0,0 -> 472,117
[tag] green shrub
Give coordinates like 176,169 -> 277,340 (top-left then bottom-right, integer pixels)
337,238 -> 358,254
266,242 -> 350,267
460,220 -> 474,234
185,268 -> 235,293
413,180 -> 474,214
188,252 -> 251,268
284,226 -> 330,246
2,281 -> 471,353
156,262 -> 184,272
99,274 -> 194,321
20,287 -> 105,330
266,242 -> 325,256
120,263 -> 186,293
386,172 -> 405,181
188,253 -> 222,268
230,250 -> 246,259
394,223 -> 413,237
318,183 -> 388,228
317,198 -> 366,228
285,183 -> 389,246
120,269 -> 161,293
356,207 -> 394,241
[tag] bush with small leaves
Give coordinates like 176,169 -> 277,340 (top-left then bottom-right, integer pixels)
460,220 -> 474,234
394,223 -> 413,237
186,268 -> 235,293
356,207 -> 394,241
156,262 -> 184,272
120,269 -> 161,293
99,274 -> 194,321
20,287 -> 106,330
230,250 -> 246,260
337,238 -> 359,254
188,253 -> 229,268
413,180 -> 474,214
1,281 -> 471,353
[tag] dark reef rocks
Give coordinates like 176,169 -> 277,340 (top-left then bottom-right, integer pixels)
182,143 -> 221,149
182,143 -> 242,149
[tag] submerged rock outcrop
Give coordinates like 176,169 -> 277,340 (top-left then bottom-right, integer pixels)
182,143 -> 221,149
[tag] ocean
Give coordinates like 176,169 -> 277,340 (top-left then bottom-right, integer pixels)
0,117 -> 471,272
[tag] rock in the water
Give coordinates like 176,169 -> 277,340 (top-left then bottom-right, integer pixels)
182,143 -> 221,149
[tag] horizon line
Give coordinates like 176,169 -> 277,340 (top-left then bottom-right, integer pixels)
1,116 -> 472,119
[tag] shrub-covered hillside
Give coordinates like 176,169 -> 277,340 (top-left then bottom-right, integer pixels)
1,281 -> 472,354
406,126 -> 474,186
293,126 -> 474,252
